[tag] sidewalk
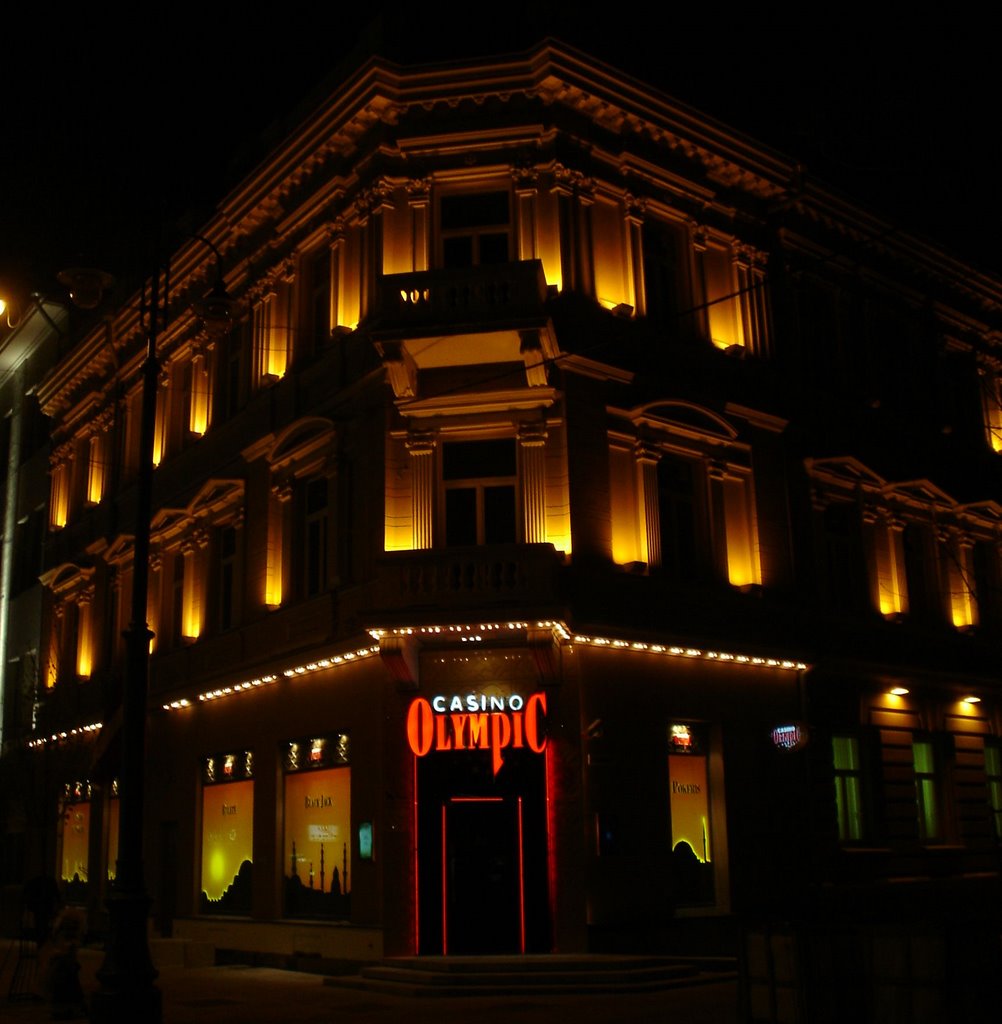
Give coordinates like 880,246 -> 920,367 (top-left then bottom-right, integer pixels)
1,941 -> 739,1023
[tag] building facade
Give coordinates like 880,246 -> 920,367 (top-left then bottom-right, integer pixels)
8,42 -> 1002,1020
0,297 -> 68,933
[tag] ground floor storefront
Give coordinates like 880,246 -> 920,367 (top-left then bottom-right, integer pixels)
29,623 -> 814,962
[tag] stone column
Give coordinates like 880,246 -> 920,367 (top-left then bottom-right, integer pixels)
634,442 -> 661,569
519,422 -> 548,544
406,431 -> 437,550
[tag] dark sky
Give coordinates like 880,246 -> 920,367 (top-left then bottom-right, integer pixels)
2,7 -> 997,301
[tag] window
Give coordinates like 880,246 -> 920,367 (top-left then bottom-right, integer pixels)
439,191 -> 511,268
308,247 -> 332,355
902,524 -> 936,621
913,739 -> 940,842
694,233 -> 769,355
200,751 -> 254,916
981,368 -> 1002,453
984,742 -> 1002,842
657,455 -> 704,581
60,781 -> 91,903
442,439 -> 517,546
668,722 -> 715,905
217,525 -> 238,631
216,318 -> 249,422
822,502 -> 866,609
282,733 -> 350,920
304,477 -> 330,596
832,736 -> 864,842
654,452 -> 760,587
170,553 -> 185,645
642,218 -> 684,334
698,241 -> 743,350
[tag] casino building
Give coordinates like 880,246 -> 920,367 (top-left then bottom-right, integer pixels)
8,39 -> 1002,1017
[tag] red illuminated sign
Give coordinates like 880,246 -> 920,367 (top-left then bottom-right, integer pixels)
771,723 -> 806,751
406,693 -> 548,776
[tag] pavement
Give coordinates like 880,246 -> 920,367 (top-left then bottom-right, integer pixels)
1,940 -> 740,1024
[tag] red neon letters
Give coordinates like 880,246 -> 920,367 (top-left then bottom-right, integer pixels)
406,693 -> 548,776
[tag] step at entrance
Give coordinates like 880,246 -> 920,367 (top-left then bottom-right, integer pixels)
324,954 -> 738,997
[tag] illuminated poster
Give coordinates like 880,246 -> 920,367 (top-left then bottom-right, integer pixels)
668,723 -> 714,905
61,799 -> 90,896
283,734 -> 351,919
200,751 -> 254,915
107,796 -> 119,881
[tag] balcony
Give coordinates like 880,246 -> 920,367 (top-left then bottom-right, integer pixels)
370,260 -> 551,340
372,543 -> 564,620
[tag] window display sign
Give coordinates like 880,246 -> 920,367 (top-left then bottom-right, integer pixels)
107,785 -> 120,881
60,782 -> 90,903
283,734 -> 351,919
668,723 -> 714,905
200,750 -> 254,915
771,723 -> 807,751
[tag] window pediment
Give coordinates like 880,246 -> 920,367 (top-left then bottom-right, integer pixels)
268,418 -> 335,478
40,562 -> 95,597
630,401 -> 738,442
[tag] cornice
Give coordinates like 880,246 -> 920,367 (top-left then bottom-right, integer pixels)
37,40 -> 1002,421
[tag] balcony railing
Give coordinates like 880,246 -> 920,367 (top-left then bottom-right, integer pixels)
371,260 -> 550,335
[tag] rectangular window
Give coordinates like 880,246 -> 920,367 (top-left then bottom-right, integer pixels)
984,742 -> 1002,842
872,521 -> 908,617
217,320 -> 249,421
304,478 -> 329,596
913,740 -> 940,842
832,735 -> 864,842
60,782 -> 90,903
283,734 -> 351,920
440,191 -> 511,268
657,456 -> 704,581
442,439 -> 517,546
171,554 -> 185,645
86,432 -> 105,505
200,751 -> 254,915
188,354 -> 210,436
698,242 -> 743,350
982,372 -> 1002,453
310,247 -> 332,354
218,525 -> 237,631
945,540 -> 978,629
722,471 -> 761,587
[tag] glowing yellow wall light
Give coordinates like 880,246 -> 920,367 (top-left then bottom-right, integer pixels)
723,475 -> 760,587
86,434 -> 105,505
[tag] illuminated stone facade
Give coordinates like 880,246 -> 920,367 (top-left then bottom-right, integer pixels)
6,41 -> 1002,1018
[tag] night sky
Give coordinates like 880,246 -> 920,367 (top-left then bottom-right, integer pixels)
1,7 -> 997,301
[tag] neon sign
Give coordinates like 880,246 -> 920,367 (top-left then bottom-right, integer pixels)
406,692 -> 548,776
771,723 -> 806,751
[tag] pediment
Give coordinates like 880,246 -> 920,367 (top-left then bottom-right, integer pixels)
885,479 -> 956,510
805,456 -> 887,489
269,418 -> 335,472
633,401 -> 738,440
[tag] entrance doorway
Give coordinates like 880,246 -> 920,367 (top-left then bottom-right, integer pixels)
443,798 -> 521,954
416,748 -> 548,955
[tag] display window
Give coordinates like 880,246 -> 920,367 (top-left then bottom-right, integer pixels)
60,781 -> 90,903
668,723 -> 715,905
107,779 -> 120,880
199,750 -> 254,915
282,734 -> 351,919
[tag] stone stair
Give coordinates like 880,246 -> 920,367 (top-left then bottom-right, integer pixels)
324,953 -> 737,997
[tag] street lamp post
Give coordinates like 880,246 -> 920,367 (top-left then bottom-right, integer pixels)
83,240 -> 236,1023
90,266 -> 165,1024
